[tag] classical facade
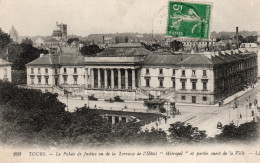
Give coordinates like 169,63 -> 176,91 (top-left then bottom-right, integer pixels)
0,58 -> 12,82
26,43 -> 258,105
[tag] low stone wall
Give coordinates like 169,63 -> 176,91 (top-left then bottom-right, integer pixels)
85,89 -> 136,100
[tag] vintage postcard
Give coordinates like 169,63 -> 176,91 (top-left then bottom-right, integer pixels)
0,0 -> 260,162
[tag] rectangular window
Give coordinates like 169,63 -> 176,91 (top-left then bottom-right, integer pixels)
172,69 -> 175,75
63,76 -> 67,84
192,82 -> 196,90
182,70 -> 185,76
181,81 -> 186,89
4,68 -> 7,77
159,79 -> 164,87
172,78 -> 175,88
181,96 -> 186,100
159,69 -> 163,75
203,96 -> 207,101
146,68 -> 149,75
31,77 -> 35,85
45,68 -> 48,74
38,68 -> 41,74
45,77 -> 48,85
146,78 -> 150,87
55,68 -> 58,74
73,76 -> 78,84
192,70 -> 196,76
203,70 -> 207,76
203,82 -> 207,90
64,68 -> 67,73
31,68 -> 34,74
38,77 -> 41,84
74,68 -> 77,74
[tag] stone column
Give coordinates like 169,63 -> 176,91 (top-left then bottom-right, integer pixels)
125,69 -> 128,89
111,69 -> 114,89
98,68 -> 101,88
112,116 -> 115,124
132,68 -> 136,89
118,69 -> 121,89
91,68 -> 94,88
84,68 -> 89,88
104,69 -> 107,89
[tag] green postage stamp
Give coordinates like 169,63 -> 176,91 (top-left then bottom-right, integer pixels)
167,1 -> 212,39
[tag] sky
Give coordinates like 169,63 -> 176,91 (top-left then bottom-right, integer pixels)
0,0 -> 260,36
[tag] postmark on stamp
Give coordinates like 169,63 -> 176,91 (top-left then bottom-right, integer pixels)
167,1 -> 212,39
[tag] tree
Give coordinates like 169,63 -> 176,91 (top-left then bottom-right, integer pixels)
21,38 -> 33,45
80,45 -> 104,56
67,38 -> 79,44
170,40 -> 183,51
216,121 -> 259,142
7,43 -> 48,70
168,122 -> 207,144
0,28 -> 12,50
137,127 -> 168,145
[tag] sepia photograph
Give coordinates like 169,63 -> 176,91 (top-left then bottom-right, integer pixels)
0,0 -> 260,162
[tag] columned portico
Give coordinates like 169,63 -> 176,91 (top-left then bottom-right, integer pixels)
86,67 -> 139,90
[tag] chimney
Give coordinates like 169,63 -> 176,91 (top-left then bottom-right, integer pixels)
103,36 -> 105,44
236,27 -> 239,48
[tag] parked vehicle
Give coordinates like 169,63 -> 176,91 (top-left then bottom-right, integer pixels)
114,96 -> 124,102
217,122 -> 223,129
88,94 -> 98,101
105,98 -> 114,103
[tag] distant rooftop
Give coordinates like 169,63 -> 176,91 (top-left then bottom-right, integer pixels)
110,43 -> 144,48
0,58 -> 12,66
97,43 -> 151,56
26,54 -> 84,66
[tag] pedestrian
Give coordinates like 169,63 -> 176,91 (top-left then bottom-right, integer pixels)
165,116 -> 167,124
179,110 -> 181,115
249,103 -> 252,109
94,104 -> 97,109
155,121 -> 158,130
252,110 -> 254,116
240,113 -> 242,119
219,101 -> 221,107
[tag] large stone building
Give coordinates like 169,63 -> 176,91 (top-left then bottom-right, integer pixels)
52,22 -> 67,40
0,58 -> 12,82
26,43 -> 257,105
9,26 -> 19,43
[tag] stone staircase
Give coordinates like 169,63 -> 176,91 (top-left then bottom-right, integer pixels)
52,85 -> 64,95
160,89 -> 175,100
136,88 -> 149,100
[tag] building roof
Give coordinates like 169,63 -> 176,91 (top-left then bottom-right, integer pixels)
26,54 -> 84,66
0,58 -> 12,66
143,54 -> 192,66
110,43 -> 143,48
97,43 -> 152,56
176,54 -> 213,66
44,37 -> 58,43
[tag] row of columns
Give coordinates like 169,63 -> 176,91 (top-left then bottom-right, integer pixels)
87,68 -> 136,89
